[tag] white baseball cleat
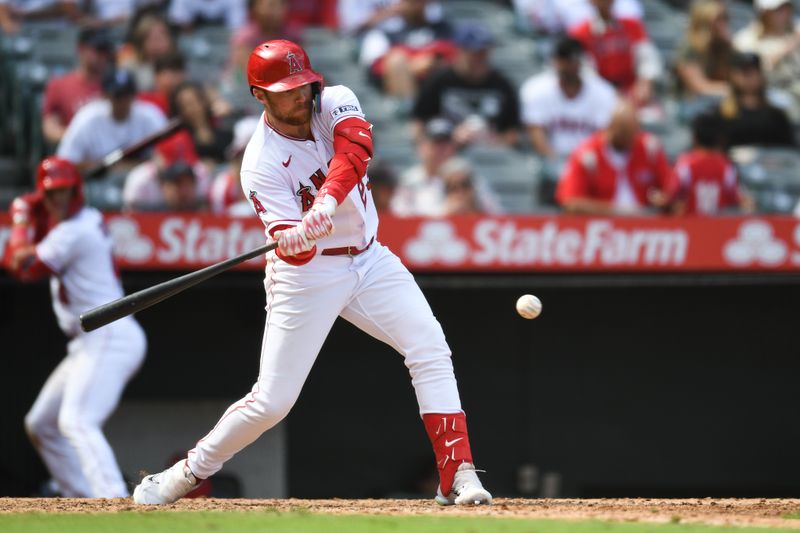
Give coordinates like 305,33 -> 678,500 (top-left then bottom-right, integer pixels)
133,460 -> 198,505
434,463 -> 493,506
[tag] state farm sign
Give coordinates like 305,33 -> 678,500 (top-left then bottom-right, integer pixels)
1,212 -> 799,272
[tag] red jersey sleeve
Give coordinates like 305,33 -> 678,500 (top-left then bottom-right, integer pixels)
621,18 -> 648,43
556,148 -> 591,205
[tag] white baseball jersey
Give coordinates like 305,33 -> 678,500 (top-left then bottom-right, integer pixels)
57,99 -> 167,165
240,85 -> 377,253
520,69 -> 617,159
35,207 -> 125,337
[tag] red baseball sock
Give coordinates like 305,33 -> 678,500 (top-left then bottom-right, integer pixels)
422,412 -> 473,496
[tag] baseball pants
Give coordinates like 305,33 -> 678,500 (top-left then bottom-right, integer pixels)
188,243 -> 461,479
25,318 -> 146,497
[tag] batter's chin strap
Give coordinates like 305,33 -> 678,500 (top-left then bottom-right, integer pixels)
312,82 -> 322,114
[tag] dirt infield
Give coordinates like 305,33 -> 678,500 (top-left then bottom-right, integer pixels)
2,497 -> 800,528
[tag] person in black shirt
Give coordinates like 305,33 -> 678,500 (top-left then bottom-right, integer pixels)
412,22 -> 520,147
713,52 -> 795,148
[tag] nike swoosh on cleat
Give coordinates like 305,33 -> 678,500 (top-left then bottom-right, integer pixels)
444,437 -> 463,447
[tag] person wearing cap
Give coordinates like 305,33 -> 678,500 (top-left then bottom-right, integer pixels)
41,28 -> 115,146
520,36 -> 617,163
711,51 -> 795,149
734,0 -> 800,109
209,115 -> 260,216
569,0 -> 662,104
392,117 -> 501,216
412,22 -> 520,147
123,130 -> 212,212
57,68 -> 167,172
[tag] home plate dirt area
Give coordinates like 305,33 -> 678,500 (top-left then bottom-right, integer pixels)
2,498 -> 800,528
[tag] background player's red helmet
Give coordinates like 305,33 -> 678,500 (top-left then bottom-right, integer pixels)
247,40 -> 323,94
35,157 -> 85,215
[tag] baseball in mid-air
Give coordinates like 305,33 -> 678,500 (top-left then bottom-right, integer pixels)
516,294 -> 542,319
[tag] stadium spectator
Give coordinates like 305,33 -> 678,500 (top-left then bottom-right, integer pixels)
123,130 -> 211,211
675,0 -> 734,99
391,117 -> 499,216
138,51 -> 186,116
78,0 -> 135,29
365,157 -> 399,213
117,9 -> 177,91
209,116 -> 259,216
57,69 -> 167,171
569,0 -> 662,104
171,81 -> 234,166
440,157 -> 486,215
284,0 -> 337,33
222,0 -> 295,114
338,0 -> 443,36
412,22 -> 520,147
359,0 -> 456,102
168,0 -> 246,30
653,113 -> 752,215
556,101 -> 673,215
734,0 -> 800,110
512,0 -> 642,35
0,0 -> 78,33
41,28 -> 114,147
711,52 -> 795,148
520,36 -> 617,161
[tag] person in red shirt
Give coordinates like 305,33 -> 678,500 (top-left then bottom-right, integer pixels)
556,101 -> 673,215
569,0 -> 662,104
138,52 -> 187,116
41,28 -> 114,146
657,113 -> 753,215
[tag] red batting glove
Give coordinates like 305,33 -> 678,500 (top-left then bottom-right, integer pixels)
274,225 -> 314,257
301,195 -> 336,241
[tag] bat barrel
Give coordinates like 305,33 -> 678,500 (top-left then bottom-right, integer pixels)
80,241 -> 277,332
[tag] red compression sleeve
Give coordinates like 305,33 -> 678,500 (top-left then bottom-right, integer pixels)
268,224 -> 316,266
316,117 -> 373,206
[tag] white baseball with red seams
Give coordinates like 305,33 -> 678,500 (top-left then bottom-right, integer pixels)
182,85 -> 472,488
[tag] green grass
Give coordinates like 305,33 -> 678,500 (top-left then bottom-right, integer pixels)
0,512 -> 798,533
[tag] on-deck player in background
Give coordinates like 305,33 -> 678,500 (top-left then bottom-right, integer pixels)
133,39 -> 492,506
3,157 -> 147,498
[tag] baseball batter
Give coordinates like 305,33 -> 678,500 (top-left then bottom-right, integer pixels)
4,157 -> 147,497
133,40 -> 491,506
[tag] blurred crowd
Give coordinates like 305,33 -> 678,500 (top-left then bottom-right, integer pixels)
2,0 -> 800,217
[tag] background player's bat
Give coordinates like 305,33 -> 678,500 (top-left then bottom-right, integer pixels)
83,118 -> 185,179
80,241 -> 278,332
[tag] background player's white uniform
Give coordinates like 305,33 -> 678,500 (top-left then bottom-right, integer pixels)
184,85 -> 464,479
25,206 -> 146,497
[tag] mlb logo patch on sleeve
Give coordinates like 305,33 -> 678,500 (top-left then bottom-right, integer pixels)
331,105 -> 360,118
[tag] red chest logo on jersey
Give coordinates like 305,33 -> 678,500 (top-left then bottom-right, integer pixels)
286,52 -> 304,74
249,190 -> 266,215
296,169 -> 327,212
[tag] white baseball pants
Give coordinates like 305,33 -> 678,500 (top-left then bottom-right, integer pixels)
188,243 -> 461,479
24,318 -> 146,497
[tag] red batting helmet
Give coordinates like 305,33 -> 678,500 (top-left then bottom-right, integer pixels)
35,157 -> 84,215
247,40 -> 323,94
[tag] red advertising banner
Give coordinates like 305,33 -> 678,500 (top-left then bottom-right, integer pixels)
1,212 -> 799,272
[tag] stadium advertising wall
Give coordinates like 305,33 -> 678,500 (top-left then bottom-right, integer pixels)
1,213 -> 800,272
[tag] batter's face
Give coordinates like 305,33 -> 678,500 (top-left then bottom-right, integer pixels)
42,187 -> 73,221
259,85 -> 313,127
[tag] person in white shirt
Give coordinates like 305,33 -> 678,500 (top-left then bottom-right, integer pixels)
168,0 -> 246,30
520,36 -> 617,162
57,68 -> 167,171
512,0 -> 642,34
0,0 -> 77,33
4,157 -> 147,497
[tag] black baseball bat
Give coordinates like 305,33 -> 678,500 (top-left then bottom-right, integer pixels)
80,241 -> 277,332
84,118 -> 185,179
